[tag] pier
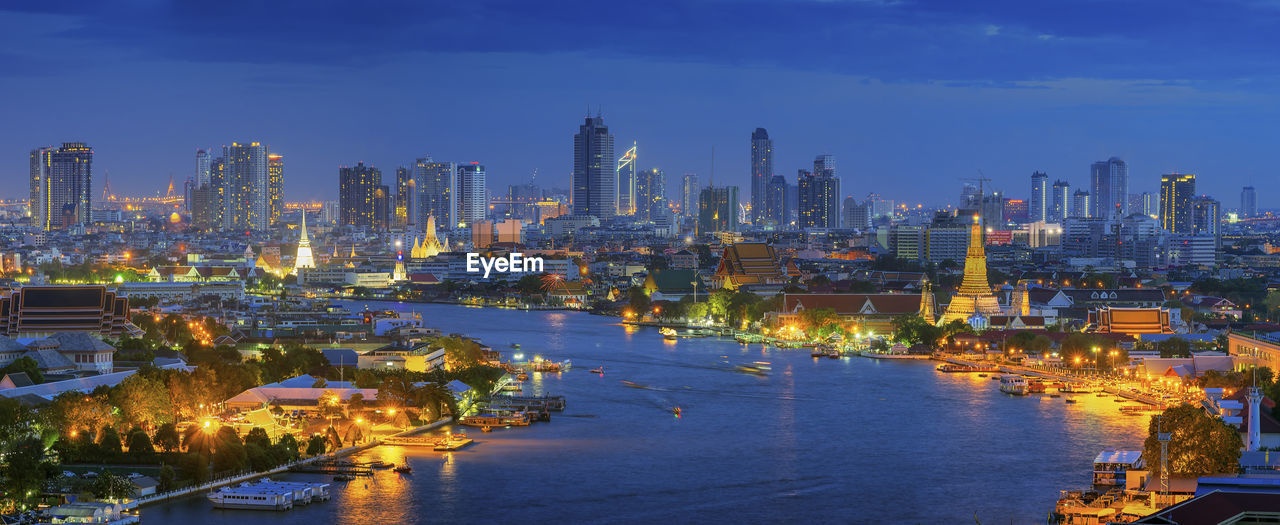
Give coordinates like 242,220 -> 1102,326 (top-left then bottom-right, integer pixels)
288,459 -> 375,477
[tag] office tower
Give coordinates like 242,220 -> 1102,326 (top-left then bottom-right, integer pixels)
223,142 -> 269,231
183,177 -> 195,213
680,172 -> 698,218
339,161 -> 383,228
1029,171 -> 1048,222
456,163 -> 487,227
798,159 -> 840,229
867,193 -> 894,219
28,147 -> 52,229
573,115 -> 615,219
765,175 -> 787,227
1241,186 -> 1257,218
1050,180 -> 1070,223
750,128 -> 773,224
39,142 -> 94,229
196,149 -> 212,186
1192,196 -> 1220,237
414,158 -> 456,228
616,143 -> 637,216
1003,199 -> 1028,223
1159,173 -> 1196,233
1090,157 -> 1128,219
1128,191 -> 1156,218
393,166 -> 412,228
843,197 -> 871,230
1071,190 -> 1090,219
698,185 -> 740,234
267,154 -> 284,226
634,168 -> 665,222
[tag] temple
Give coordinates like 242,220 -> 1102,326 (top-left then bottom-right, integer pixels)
410,215 -> 445,259
939,215 -> 1002,324
292,212 -> 315,274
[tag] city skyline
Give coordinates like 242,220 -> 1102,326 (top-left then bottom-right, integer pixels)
3,2 -> 1279,206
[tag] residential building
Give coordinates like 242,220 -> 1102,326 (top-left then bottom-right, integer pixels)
1090,157 -> 1128,220
1159,172 -> 1196,233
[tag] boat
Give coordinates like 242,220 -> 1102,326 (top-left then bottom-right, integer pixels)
368,460 -> 393,469
734,364 -> 770,376
998,375 -> 1030,395
978,373 -> 988,378
516,373 -> 528,381
207,480 -> 331,510
1065,399 -> 1077,404
460,414 -> 505,427
1028,381 -> 1047,394
1049,394 -> 1061,398
589,367 -> 604,374
1119,404 -> 1165,412
510,343 -> 520,349
659,327 -> 678,339
810,350 -> 826,358
936,364 -> 1000,373
393,465 -> 412,474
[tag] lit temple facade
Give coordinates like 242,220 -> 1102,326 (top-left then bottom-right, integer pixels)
410,215 -> 445,259
939,216 -> 1002,325
293,212 -> 315,274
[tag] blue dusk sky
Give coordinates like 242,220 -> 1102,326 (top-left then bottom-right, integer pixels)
1,0 -> 1277,208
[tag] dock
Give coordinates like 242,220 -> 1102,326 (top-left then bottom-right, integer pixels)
288,459 -> 374,477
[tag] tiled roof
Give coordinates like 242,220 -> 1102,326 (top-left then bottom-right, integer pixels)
781,293 -> 921,316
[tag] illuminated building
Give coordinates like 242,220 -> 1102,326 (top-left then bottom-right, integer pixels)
0,285 -> 130,339
750,128 -> 772,225
1090,307 -> 1173,334
410,215 -> 444,259
1071,190 -> 1090,219
634,168 -> 665,222
573,115 -> 615,219
765,175 -> 787,228
616,143 -> 637,216
293,212 -> 315,272
267,154 -> 284,225
456,163 -> 487,227
470,220 -> 494,249
1090,156 -> 1128,220
496,219 -> 523,244
1241,186 -> 1257,219
797,156 -> 839,229
680,172 -> 699,218
1002,199 -> 1028,223
394,166 -> 412,228
1159,172 -> 1196,233
1050,180 -> 1070,223
32,143 -> 93,230
414,158 -> 456,228
697,185 -> 739,234
339,161 -> 384,228
714,242 -> 785,290
1029,171 -> 1048,223
939,216 -> 1002,324
223,142 -> 270,231
28,147 -> 52,230
1192,196 -> 1220,236
770,289 -> 936,334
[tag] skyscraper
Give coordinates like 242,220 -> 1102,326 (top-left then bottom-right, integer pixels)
339,161 -> 384,228
1071,190 -> 1090,219
414,158 -> 456,228
843,197 -> 871,230
1191,195 -> 1220,236
267,154 -> 284,226
1159,173 -> 1196,233
634,168 -> 665,222
28,147 -> 52,230
1241,186 -> 1257,218
1090,157 -> 1128,219
223,142 -> 269,231
573,115 -> 615,219
750,128 -> 772,225
765,175 -> 787,227
798,156 -> 840,229
616,143 -> 637,216
394,166 -> 412,228
40,142 -> 94,229
1029,171 -> 1048,222
698,185 -> 739,234
456,163 -> 487,227
196,149 -> 212,186
1051,180 -> 1070,223
680,172 -> 698,218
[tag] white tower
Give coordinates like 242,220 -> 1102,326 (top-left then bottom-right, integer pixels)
1246,385 -> 1263,451
293,211 -> 315,272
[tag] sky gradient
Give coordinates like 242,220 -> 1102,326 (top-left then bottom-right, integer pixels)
3,0 -> 1278,208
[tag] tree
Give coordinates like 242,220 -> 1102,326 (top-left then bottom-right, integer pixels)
126,429 -> 155,460
154,423 -> 180,453
1,436 -> 55,509
91,470 -> 137,500
627,286 -> 650,315
1143,404 -> 1242,479
798,308 -> 840,334
1157,337 -> 1193,358
891,314 -> 942,347
1007,331 -> 1051,354
347,392 -> 366,415
305,434 -> 326,456
110,374 -> 173,431
99,426 -> 124,459
244,427 -> 272,450
210,426 -> 247,474
440,336 -> 485,370
451,366 -> 504,397
0,356 -> 43,385
275,434 -> 302,463
47,392 -> 115,439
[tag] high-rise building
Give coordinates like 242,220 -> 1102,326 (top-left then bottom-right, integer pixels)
1050,180 -> 1070,223
394,166 -> 412,228
339,161 -> 384,228
1029,171 -> 1048,222
634,168 -> 665,222
797,157 -> 840,229
267,154 -> 284,226
1192,196 -> 1220,237
680,172 -> 698,218
456,163 -> 487,227
750,128 -> 772,225
843,197 -> 871,230
414,158 -> 456,228
1128,191 -> 1157,218
196,149 -> 212,186
223,142 -> 269,231
1241,186 -> 1257,218
868,193 -> 895,219
28,147 -> 52,230
573,115 -> 615,219
616,143 -> 637,216
1090,157 -> 1128,220
1159,173 -> 1196,233
1071,190 -> 1090,219
1003,199 -> 1028,223
765,175 -> 787,227
698,185 -> 739,234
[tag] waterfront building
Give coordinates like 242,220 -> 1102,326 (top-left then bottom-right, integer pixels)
750,128 -> 773,225
294,212 -> 315,272
1050,179 -> 1070,223
147,266 -> 243,282
1030,171 -> 1048,223
1159,172 -> 1196,233
770,290 -> 935,335
223,142 -> 270,231
1090,157 -> 1128,220
642,269 -> 705,301
939,216 -> 1002,324
0,285 -> 131,338
697,185 -> 740,234
1227,331 -> 1280,382
339,162 -> 385,229
617,143 -> 637,216
573,115 -> 616,219
713,242 -> 785,290
456,163 -> 487,227
1241,186 -> 1257,218
268,153 -> 284,226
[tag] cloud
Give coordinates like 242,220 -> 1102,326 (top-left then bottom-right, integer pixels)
984,24 -> 1001,36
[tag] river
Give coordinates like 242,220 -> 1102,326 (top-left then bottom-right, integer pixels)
145,302 -> 1149,524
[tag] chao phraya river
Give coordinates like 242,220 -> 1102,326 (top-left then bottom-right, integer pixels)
147,302 -> 1147,524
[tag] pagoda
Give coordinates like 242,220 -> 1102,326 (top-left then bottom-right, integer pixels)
939,215 -> 1002,324
292,212 -> 315,273
410,215 -> 444,259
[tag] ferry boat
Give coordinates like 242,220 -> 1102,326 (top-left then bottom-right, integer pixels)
660,327 -> 679,339
936,364 -> 1000,373
998,375 -> 1030,395
207,480 -> 330,510
589,367 -> 604,374
460,414 -> 505,427
393,465 -> 412,474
